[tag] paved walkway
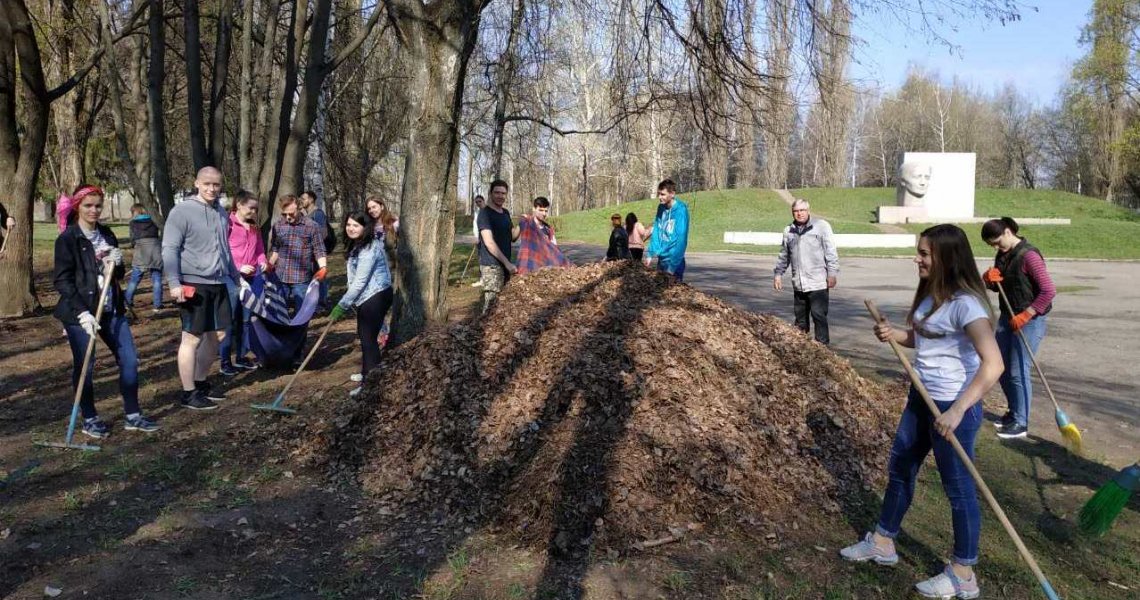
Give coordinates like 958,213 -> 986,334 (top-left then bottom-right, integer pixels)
555,241 -> 1140,465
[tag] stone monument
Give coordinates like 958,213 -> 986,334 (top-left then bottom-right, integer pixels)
878,152 -> 976,224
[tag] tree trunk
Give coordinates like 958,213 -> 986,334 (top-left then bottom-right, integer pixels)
734,0 -> 758,188
184,0 -> 208,169
149,0 -> 174,216
760,0 -> 795,189
812,0 -> 853,187
0,0 -> 50,316
47,0 -> 85,194
97,0 -> 158,221
389,0 -> 486,343
208,0 -> 234,166
129,29 -> 152,193
238,0 -> 257,189
489,0 -> 525,178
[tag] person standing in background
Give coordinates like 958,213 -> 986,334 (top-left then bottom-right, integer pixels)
124,204 -> 164,315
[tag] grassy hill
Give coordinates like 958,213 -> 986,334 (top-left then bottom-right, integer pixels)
794,188 -> 1140,259
552,187 -> 1140,259
550,188 -> 877,254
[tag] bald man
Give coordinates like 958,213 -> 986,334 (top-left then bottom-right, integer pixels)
162,166 -> 240,410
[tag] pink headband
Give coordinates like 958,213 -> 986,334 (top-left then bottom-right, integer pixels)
56,185 -> 104,232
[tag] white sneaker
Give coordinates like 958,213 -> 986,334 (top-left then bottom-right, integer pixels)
349,373 -> 363,383
349,387 -> 362,397
915,565 -> 980,599
839,532 -> 899,565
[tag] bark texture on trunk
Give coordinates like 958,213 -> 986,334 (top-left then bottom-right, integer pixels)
0,0 -> 50,316
389,0 -> 486,343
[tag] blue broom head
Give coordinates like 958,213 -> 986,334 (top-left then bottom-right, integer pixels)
1054,409 -> 1071,428
1113,464 -> 1140,492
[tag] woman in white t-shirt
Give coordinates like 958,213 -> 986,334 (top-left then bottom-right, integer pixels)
840,224 -> 1003,600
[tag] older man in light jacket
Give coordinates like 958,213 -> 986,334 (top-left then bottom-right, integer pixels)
773,198 -> 839,345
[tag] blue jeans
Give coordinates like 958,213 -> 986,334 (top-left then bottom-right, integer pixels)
124,267 -> 163,309
658,258 -> 686,282
286,283 -> 309,315
64,315 -> 140,419
876,387 -> 983,566
319,280 -> 329,307
219,279 -> 251,367
996,315 -> 1046,428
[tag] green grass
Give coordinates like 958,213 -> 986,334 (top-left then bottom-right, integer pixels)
548,189 -> 873,254
32,222 -> 130,255
794,188 -> 1140,259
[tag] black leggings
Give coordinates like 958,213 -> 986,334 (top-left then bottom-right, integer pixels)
357,287 -> 394,375
630,248 -> 644,261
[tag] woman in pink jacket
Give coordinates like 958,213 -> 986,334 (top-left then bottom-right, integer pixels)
220,191 -> 267,374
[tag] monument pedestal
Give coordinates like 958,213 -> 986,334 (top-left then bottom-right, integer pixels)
877,206 -> 928,225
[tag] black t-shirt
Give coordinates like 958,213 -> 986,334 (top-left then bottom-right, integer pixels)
477,206 -> 513,267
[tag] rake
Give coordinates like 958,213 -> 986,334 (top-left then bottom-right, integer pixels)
995,281 -> 1082,455
866,300 -> 1061,600
251,318 -> 336,414
35,261 -> 116,452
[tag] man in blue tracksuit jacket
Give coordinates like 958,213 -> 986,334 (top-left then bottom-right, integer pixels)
644,178 -> 690,281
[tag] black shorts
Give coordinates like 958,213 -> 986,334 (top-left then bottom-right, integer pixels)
179,283 -> 232,335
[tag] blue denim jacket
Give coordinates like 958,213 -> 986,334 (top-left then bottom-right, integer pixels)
339,240 -> 391,308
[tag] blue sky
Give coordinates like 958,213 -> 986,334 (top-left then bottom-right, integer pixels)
848,1 -> 1091,104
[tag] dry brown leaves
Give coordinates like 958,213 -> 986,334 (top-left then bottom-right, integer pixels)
310,261 -> 899,551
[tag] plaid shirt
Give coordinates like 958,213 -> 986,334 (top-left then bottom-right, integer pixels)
271,217 -> 326,284
517,216 -> 570,275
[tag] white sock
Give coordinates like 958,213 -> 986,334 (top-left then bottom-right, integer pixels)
126,412 -> 141,421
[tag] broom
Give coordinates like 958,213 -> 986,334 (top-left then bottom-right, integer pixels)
995,281 -> 1082,454
1079,461 -> 1140,536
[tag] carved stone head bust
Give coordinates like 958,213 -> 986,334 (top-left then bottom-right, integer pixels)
897,161 -> 933,207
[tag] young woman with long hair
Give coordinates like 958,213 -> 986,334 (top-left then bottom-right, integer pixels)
329,210 -> 394,396
53,185 -> 158,437
625,212 -> 650,261
840,224 -> 1003,599
979,217 -> 1056,440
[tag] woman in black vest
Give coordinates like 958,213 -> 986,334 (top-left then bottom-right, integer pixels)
979,217 -> 1056,439
54,185 -> 158,438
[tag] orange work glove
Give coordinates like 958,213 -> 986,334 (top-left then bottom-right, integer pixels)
1010,310 -> 1033,331
314,267 -> 328,281
982,267 -> 1003,284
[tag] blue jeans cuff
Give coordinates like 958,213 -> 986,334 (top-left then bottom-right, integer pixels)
874,524 -> 898,539
952,555 -> 979,567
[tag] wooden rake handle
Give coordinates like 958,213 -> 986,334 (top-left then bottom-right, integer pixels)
865,300 -> 1060,600
65,262 -> 118,434
994,281 -> 1062,414
276,317 -> 337,400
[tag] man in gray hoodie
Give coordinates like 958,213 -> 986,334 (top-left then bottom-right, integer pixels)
163,166 -> 241,410
773,198 -> 840,345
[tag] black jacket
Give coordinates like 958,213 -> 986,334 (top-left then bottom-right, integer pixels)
53,224 -> 126,325
606,226 -> 631,260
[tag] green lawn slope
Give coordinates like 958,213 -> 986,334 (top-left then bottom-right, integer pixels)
794,188 -> 1140,259
550,188 -> 878,254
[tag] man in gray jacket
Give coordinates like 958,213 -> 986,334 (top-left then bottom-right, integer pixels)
162,166 -> 241,410
773,198 -> 839,345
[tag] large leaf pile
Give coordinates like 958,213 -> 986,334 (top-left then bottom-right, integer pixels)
320,261 -> 898,551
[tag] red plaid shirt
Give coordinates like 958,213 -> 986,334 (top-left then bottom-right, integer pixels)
271,217 -> 326,284
517,216 -> 570,275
